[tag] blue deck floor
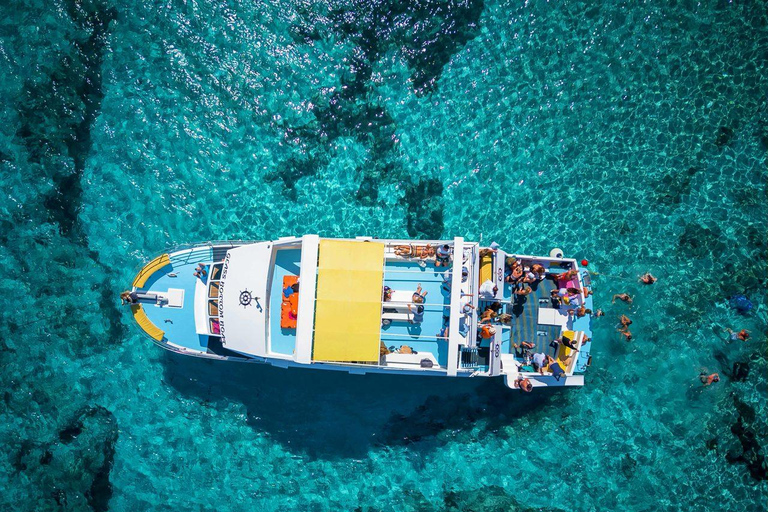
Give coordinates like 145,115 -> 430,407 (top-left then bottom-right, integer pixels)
141,248 -> 213,352
268,249 -> 301,356
380,260 -> 451,367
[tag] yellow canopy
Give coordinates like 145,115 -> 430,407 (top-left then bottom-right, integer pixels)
313,240 -> 384,363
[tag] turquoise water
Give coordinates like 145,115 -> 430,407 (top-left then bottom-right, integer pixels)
1,0 -> 766,510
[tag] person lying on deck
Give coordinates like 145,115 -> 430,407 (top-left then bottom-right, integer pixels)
394,244 -> 435,259
479,279 -> 498,298
552,335 -> 579,352
412,284 -> 428,303
283,280 -> 300,298
548,358 -> 567,380
120,291 -> 139,305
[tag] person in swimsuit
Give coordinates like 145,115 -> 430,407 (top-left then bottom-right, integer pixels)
553,336 -> 579,352
479,307 -> 497,323
412,283 -> 428,303
382,286 -> 393,302
612,293 -> 633,304
620,330 -> 632,341
514,284 -> 532,296
394,244 -> 435,258
514,376 -> 533,392
639,272 -> 657,284
513,341 -> 535,359
700,372 -> 720,386
620,314 -> 632,328
725,328 -> 750,342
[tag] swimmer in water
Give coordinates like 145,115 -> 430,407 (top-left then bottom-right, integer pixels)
595,309 -> 605,317
620,314 -> 632,328
725,328 -> 750,342
639,272 -> 657,284
620,330 -> 632,341
699,372 -> 720,386
612,293 -> 633,304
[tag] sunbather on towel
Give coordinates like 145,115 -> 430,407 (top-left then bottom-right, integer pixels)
394,244 -> 435,258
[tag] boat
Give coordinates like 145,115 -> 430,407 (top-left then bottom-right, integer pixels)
125,236 -> 593,390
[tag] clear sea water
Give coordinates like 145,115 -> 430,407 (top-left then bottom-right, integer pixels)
1,0 -> 766,510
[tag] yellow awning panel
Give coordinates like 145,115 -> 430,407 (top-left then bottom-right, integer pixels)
313,240 -> 384,363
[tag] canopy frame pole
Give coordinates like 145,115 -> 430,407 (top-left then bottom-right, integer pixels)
447,237 -> 465,376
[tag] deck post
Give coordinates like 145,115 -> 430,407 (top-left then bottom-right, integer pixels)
447,237 -> 464,376
294,235 -> 319,364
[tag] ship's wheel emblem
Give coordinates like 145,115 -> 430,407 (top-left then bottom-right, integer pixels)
239,289 -> 253,307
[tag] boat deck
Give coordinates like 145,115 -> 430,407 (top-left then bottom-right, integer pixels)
380,260 -> 451,367
476,266 -> 594,373
140,247 -> 213,353
268,248 -> 302,357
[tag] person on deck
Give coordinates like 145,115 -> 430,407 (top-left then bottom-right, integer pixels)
407,304 -> 425,324
412,283 -> 428,304
120,291 -> 139,305
515,284 -> 532,297
479,307 -> 497,323
435,245 -> 452,267
479,279 -> 498,298
553,335 -> 580,352
514,376 -> 533,392
283,280 -> 300,298
548,358 -> 567,380
532,352 -> 549,374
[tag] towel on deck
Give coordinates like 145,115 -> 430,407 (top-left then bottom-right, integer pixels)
281,275 -> 299,329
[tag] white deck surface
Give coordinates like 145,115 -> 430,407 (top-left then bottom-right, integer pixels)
219,242 -> 271,357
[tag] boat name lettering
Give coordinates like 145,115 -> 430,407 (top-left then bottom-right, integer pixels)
218,252 -> 230,342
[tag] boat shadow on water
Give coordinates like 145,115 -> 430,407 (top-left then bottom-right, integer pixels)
160,352 -> 564,460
